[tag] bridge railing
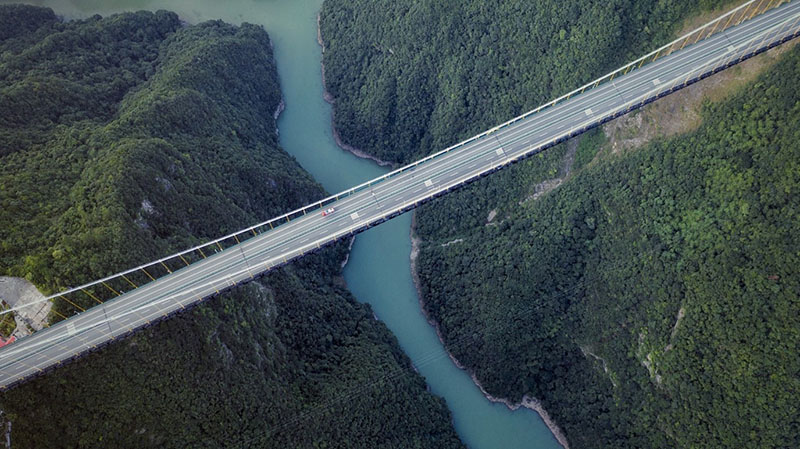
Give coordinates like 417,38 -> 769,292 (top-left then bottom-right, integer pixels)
0,0 -> 794,336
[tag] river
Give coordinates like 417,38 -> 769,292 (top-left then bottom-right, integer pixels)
10,0 -> 562,447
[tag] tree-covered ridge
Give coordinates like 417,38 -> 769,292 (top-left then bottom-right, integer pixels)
0,6 -> 464,448
0,8 -> 317,303
319,0 -> 731,164
320,0 -> 797,447
415,43 -> 800,449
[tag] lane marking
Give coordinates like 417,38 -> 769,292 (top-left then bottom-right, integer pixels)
496,148 -> 505,156
424,179 -> 433,188
728,45 -> 737,53
67,323 -> 76,337
584,108 -> 593,116
350,212 -> 360,220
652,78 -> 661,86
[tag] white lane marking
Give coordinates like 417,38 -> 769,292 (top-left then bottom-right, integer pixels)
350,212 -> 359,220
496,148 -> 505,156
728,45 -> 737,53
67,323 -> 76,337
584,108 -> 593,116
424,179 -> 433,188
652,78 -> 661,86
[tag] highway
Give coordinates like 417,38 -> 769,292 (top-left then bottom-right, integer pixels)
1,0 -> 799,390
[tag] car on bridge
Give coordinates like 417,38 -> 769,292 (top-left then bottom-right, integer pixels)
0,336 -> 15,349
321,207 -> 336,217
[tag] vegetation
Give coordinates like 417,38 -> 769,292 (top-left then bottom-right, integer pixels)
415,48 -> 800,447
572,127 -> 606,172
0,305 -> 15,338
320,0 -> 732,164
321,0 -> 798,447
0,6 -> 464,448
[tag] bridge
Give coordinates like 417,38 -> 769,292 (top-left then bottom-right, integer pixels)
1,0 -> 799,390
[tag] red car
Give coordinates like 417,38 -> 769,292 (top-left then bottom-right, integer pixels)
321,207 -> 336,217
0,336 -> 16,348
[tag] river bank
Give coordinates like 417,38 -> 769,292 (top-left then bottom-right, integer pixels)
308,5 -> 565,447
3,1 -> 561,447
273,98 -> 285,123
409,214 -> 570,449
316,14 -> 394,168
317,6 -> 567,445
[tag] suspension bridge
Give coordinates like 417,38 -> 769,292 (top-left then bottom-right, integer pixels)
1,0 -> 799,390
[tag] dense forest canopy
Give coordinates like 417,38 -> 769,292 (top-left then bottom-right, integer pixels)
320,0 -> 799,447
415,48 -> 800,447
320,0 -> 732,164
0,6 -> 464,448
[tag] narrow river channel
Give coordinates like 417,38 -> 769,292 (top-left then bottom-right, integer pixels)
15,0 -> 562,447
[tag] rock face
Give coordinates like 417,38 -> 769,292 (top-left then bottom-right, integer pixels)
0,277 -> 50,338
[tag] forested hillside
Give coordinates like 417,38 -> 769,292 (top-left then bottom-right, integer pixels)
320,0 -> 730,164
0,6 -> 464,448
416,46 -> 800,448
320,0 -> 799,448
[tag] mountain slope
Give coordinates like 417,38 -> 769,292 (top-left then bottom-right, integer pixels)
319,0 -> 730,164
415,45 -> 800,447
320,0 -> 798,447
0,6 -> 464,448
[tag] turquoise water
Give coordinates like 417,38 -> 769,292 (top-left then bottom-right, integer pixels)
9,1 -> 562,447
